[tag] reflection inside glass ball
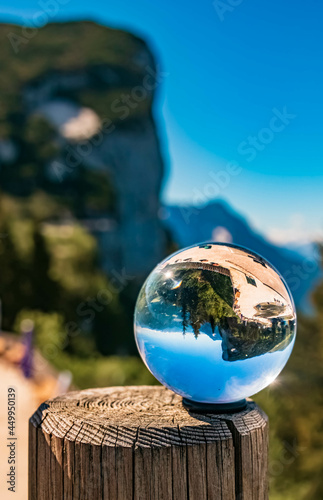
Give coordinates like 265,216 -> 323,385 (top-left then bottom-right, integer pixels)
134,243 -> 297,404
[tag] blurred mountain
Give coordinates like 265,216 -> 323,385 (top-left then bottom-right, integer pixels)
0,21 -> 168,278
286,241 -> 320,261
162,201 -> 320,308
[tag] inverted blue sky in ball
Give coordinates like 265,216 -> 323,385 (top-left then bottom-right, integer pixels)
134,243 -> 296,404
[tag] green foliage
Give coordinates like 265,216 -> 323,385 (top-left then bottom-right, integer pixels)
254,247 -> 323,499
1,20 -> 321,498
0,22 -> 151,212
0,194 -> 133,354
141,267 -> 236,336
0,21 -> 153,126
0,197 -> 61,328
176,269 -> 235,336
13,263 -> 323,499
14,310 -> 67,358
14,309 -> 155,389
0,21 -> 159,355
25,115 -> 59,161
56,355 -> 157,389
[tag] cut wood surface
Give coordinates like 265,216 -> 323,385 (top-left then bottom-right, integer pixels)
29,385 -> 268,500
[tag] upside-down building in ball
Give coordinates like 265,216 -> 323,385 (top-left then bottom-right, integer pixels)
135,243 -> 296,404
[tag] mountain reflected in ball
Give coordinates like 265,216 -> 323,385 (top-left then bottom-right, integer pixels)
134,243 -> 296,404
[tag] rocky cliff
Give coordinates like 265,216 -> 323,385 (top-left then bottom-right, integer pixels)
0,21 -> 167,278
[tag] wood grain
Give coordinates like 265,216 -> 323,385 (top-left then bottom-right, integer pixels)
29,386 -> 268,499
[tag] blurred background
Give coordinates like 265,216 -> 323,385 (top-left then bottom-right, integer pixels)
0,1 -> 322,498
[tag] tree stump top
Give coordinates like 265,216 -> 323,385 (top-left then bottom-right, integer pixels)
29,385 -> 269,500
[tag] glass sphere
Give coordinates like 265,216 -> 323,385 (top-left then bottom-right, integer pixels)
134,243 -> 296,404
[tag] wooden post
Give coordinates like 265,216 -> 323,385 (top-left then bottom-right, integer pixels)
29,386 -> 268,500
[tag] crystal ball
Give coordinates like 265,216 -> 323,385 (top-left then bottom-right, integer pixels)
134,243 -> 296,404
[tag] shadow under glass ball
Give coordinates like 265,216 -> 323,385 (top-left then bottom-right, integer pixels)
134,243 -> 296,405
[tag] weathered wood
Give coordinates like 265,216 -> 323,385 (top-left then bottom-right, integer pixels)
29,386 -> 268,500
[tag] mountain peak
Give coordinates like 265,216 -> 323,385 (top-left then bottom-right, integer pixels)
163,200 -> 320,308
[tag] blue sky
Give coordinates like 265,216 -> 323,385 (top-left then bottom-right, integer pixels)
1,0 -> 322,245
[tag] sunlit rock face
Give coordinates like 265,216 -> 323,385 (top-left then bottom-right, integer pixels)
134,243 -> 296,404
0,21 -> 167,279
22,29 -> 166,277
35,99 -> 102,141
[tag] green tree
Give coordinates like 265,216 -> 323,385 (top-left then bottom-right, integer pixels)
0,223 -> 28,329
151,267 -> 237,336
29,228 -> 60,312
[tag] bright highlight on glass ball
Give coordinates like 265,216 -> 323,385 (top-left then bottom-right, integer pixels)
134,243 -> 296,405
